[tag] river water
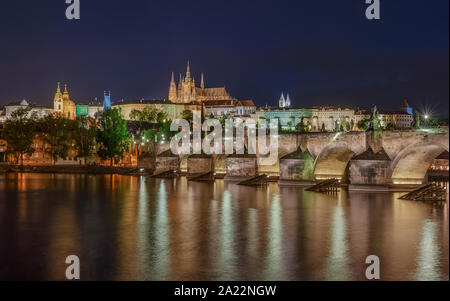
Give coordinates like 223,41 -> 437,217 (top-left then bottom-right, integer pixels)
0,173 -> 448,281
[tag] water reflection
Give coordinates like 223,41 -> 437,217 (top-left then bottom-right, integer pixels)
0,174 -> 448,281
263,194 -> 283,280
153,180 -> 170,280
414,220 -> 444,281
218,190 -> 235,279
137,176 -> 149,278
324,200 -> 352,280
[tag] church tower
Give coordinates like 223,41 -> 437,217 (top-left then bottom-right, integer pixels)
279,93 -> 286,108
285,93 -> 291,107
182,61 -> 196,103
61,84 -> 76,119
177,74 -> 183,102
103,91 -> 111,111
63,84 -> 70,101
201,73 -> 205,90
190,78 -> 196,101
53,82 -> 63,115
168,72 -> 177,102
186,61 -> 191,79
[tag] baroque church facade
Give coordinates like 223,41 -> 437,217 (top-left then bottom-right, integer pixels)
168,62 -> 234,104
53,82 -> 76,119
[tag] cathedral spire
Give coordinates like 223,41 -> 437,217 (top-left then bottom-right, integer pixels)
279,92 -> 286,108
62,84 -> 70,100
54,82 -> 63,103
178,73 -> 183,90
201,72 -> 205,89
285,93 -> 291,107
169,72 -> 177,102
186,60 -> 191,79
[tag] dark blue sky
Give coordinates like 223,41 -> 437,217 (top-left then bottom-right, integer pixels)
0,0 -> 448,115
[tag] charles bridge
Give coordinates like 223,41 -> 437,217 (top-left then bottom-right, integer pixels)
151,129 -> 449,190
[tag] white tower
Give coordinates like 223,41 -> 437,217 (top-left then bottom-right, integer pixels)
285,93 -> 291,107
279,93 -> 286,108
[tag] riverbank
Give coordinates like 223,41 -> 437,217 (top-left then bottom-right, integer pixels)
0,164 -> 152,176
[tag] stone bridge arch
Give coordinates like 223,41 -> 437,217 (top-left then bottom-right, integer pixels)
313,142 -> 356,180
390,141 -> 449,185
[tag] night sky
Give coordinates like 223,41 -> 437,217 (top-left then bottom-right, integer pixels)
0,0 -> 448,116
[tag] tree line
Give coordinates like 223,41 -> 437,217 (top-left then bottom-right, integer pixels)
1,107 -> 172,167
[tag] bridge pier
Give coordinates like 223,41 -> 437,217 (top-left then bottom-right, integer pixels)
224,154 -> 257,181
187,154 -> 214,178
278,148 -> 315,186
154,150 -> 180,175
348,147 -> 392,191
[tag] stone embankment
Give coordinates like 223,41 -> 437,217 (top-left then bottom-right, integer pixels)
0,164 -> 151,175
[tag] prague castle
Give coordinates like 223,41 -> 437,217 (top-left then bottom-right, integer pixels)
168,62 -> 234,104
0,63 -> 413,132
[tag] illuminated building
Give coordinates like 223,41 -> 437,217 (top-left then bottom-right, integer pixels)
76,102 -> 103,118
112,99 -> 199,121
429,151 -> 449,172
0,99 -> 53,122
235,100 -> 256,117
254,106 -> 356,132
53,82 -> 76,120
168,62 -> 235,104
354,102 -> 414,130
311,107 -> 356,132
103,91 -> 111,111
76,104 -> 89,116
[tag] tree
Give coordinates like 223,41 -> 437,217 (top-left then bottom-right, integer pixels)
138,128 -> 158,164
341,120 -> 347,132
385,123 -> 395,130
97,108 -> 131,166
129,107 -> 172,166
413,112 -> 421,129
305,120 -> 312,133
73,116 -> 97,164
2,109 -> 36,166
297,118 -> 305,132
156,111 -> 169,125
181,110 -> 194,123
38,114 -> 73,164
218,114 -> 232,128
321,123 -> 326,132
130,107 -> 158,123
157,120 -> 173,142
287,121 -> 294,131
358,119 -> 371,131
